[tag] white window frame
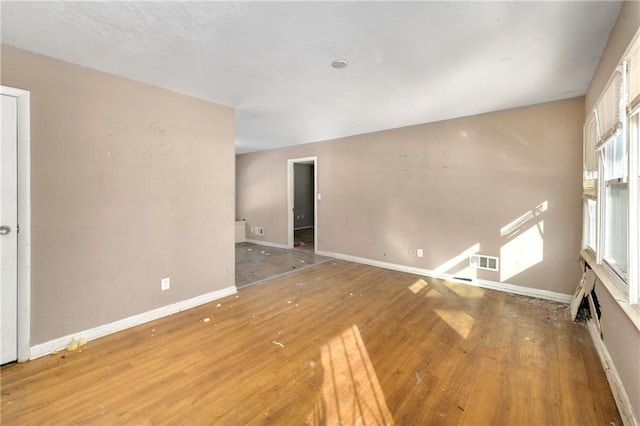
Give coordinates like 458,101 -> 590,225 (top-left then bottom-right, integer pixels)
628,110 -> 639,304
601,130 -> 628,286
583,34 -> 640,306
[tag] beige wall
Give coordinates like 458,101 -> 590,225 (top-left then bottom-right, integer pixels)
237,98 -> 584,295
584,1 -> 640,420
1,47 -> 235,345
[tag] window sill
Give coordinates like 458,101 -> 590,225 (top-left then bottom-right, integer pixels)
581,250 -> 640,333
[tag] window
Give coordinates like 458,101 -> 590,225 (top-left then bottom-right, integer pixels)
595,67 -> 625,288
583,198 -> 597,251
628,110 -> 639,303
602,131 -> 628,282
582,33 -> 640,305
582,111 -> 598,252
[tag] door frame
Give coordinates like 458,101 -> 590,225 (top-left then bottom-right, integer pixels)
1,85 -> 31,362
287,156 -> 317,251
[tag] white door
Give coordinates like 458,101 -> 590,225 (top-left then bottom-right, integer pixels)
1,94 -> 18,364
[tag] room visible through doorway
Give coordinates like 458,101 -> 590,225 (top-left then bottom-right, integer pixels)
288,157 -> 317,252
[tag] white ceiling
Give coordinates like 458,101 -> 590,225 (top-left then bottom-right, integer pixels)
1,1 -> 622,153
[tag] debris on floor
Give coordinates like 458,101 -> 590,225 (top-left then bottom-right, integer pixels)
247,248 -> 252,251
67,338 -> 79,352
215,303 -> 222,308
78,337 -> 88,347
272,341 -> 285,348
415,371 -> 422,384
300,260 -> 305,263
296,282 -> 304,287
202,317 -> 211,323
287,300 -> 292,304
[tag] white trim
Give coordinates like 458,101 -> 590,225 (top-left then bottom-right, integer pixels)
586,319 -> 639,426
244,239 -> 289,250
627,111 -> 639,304
316,250 -> 572,303
1,85 -> 31,362
29,285 -> 237,359
287,156 -> 318,251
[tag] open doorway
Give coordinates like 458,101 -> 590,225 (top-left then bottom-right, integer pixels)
287,156 -> 317,252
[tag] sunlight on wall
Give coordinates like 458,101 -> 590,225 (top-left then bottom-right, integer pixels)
433,309 -> 475,339
445,280 -> 486,299
452,266 -> 478,281
432,243 -> 481,276
500,210 -> 546,282
500,201 -> 547,237
306,325 -> 393,425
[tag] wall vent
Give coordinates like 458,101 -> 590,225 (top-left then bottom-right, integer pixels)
469,254 -> 499,271
254,226 -> 264,236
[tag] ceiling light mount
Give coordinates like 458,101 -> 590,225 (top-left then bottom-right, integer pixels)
331,59 -> 348,69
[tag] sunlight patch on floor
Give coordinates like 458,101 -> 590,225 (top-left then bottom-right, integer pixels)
408,278 -> 429,294
306,325 -> 393,425
433,309 -> 475,339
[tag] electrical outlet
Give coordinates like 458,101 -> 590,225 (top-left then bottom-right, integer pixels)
161,277 -> 170,291
417,249 -> 424,258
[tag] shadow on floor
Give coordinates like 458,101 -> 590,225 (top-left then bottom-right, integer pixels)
235,241 -> 331,288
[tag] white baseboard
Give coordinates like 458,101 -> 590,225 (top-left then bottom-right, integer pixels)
244,239 -> 290,249
586,319 -> 639,426
316,250 -> 572,304
29,285 -> 237,360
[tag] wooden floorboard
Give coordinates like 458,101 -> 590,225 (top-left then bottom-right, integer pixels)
0,260 -> 622,425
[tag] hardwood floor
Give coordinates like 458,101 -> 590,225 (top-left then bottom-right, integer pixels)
1,261 -> 621,425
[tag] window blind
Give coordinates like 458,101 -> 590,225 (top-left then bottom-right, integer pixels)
595,69 -> 624,148
583,111 -> 598,198
626,37 -> 640,114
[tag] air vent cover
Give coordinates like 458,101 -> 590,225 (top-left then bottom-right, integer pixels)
469,254 -> 499,271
